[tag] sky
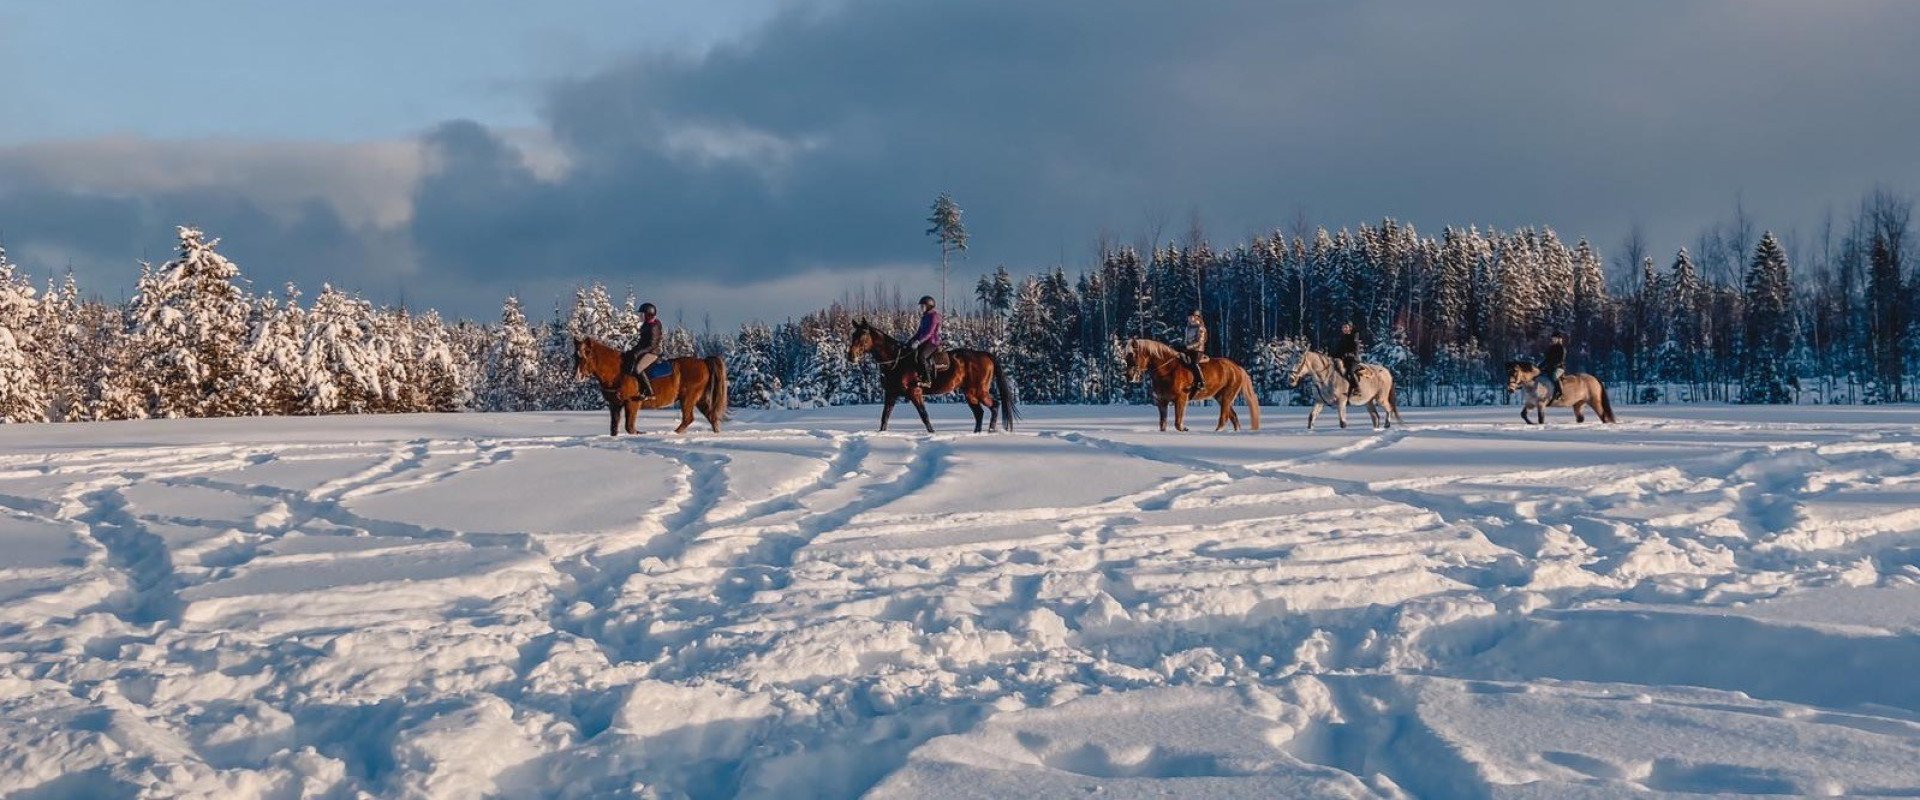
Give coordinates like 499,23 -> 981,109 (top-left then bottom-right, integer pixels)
1,0 -> 1916,326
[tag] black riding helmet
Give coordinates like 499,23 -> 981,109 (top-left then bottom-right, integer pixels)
919,295 -> 936,307
640,302 -> 658,316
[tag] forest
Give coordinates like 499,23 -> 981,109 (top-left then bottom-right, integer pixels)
0,190 -> 1912,424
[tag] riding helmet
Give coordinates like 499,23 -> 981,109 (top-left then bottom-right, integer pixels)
919,295 -> 936,306
640,302 -> 657,315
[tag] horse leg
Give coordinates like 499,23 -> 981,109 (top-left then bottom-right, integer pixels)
1307,400 -> 1320,431
880,392 -> 897,432
607,403 -> 619,437
625,400 -> 641,435
1367,401 -> 1381,430
1574,399 -> 1587,423
1158,400 -> 1169,432
1337,398 -> 1349,429
1215,393 -> 1232,431
913,396 -> 934,433
1174,397 -> 1188,432
675,397 -> 695,433
969,398 -> 985,433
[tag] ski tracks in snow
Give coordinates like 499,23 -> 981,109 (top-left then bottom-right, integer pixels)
5,411 -> 1920,796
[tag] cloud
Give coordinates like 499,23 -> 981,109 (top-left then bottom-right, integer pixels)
3,0 -> 1918,322
405,0 -> 1920,291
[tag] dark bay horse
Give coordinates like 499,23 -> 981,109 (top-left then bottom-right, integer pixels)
572,337 -> 728,435
846,320 -> 1015,433
1123,339 -> 1261,432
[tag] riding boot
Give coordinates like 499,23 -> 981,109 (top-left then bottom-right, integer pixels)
1188,359 -> 1207,392
636,373 -> 655,400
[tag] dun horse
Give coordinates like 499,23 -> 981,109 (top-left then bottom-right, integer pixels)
572,337 -> 728,436
1506,361 -> 1616,424
1123,339 -> 1261,432
1288,350 -> 1403,430
846,320 -> 1015,433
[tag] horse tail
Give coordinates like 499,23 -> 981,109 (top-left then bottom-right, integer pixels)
993,358 -> 1018,432
1388,381 -> 1405,425
1596,376 -> 1616,423
705,356 -> 729,423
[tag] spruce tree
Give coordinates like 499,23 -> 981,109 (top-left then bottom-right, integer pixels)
0,243 -> 48,423
1741,232 -> 1796,403
485,296 -> 543,412
128,227 -> 257,417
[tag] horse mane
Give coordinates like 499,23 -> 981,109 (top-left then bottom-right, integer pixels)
1131,339 -> 1182,361
853,318 -> 902,346
1506,360 -> 1536,371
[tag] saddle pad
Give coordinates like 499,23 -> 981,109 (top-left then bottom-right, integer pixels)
645,360 -> 675,379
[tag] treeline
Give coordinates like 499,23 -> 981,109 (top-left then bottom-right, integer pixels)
0,192 -> 1914,424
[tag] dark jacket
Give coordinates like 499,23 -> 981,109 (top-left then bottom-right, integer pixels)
1542,342 -> 1566,372
632,317 -> 663,356
1333,331 -> 1360,360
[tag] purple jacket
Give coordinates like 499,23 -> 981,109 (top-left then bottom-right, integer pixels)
909,309 -> 941,347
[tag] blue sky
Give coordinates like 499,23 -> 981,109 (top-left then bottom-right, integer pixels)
0,0 -> 781,143
1,1 -> 1916,325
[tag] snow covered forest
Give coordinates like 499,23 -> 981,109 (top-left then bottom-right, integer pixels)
0,192 -> 1915,424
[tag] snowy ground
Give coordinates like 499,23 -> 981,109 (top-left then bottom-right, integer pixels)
5,403 -> 1920,798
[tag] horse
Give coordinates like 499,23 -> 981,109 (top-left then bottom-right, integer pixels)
1123,339 -> 1261,432
1287,350 -> 1403,430
846,320 -> 1015,433
1505,361 -> 1616,424
571,337 -> 728,436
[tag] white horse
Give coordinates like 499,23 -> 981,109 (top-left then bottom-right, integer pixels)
1287,350 -> 1403,430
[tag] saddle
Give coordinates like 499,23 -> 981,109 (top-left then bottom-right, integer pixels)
626,354 -> 674,379
928,351 -> 952,372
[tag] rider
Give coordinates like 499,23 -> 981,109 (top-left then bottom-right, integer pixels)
908,295 -> 942,388
1182,309 -> 1208,393
627,302 -> 664,399
1542,331 -> 1567,402
1333,321 -> 1363,398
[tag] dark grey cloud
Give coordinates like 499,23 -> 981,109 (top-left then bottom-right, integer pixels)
4,0 -> 1918,320
411,0 -> 1920,289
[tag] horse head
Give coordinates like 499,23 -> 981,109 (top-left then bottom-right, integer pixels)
1123,339 -> 1148,383
847,319 -> 875,362
1504,360 -> 1539,392
572,337 -> 592,379
1287,351 -> 1316,388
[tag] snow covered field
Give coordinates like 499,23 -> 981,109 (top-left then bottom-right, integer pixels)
5,403 -> 1920,798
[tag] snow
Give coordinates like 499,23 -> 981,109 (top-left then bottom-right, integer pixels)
5,404 -> 1920,797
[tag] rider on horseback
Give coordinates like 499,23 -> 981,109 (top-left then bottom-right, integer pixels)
1542,331 -> 1567,403
909,295 -> 943,388
1333,322 -> 1363,398
626,302 -> 664,399
1182,310 -> 1208,393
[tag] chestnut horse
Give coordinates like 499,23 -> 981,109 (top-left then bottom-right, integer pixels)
571,337 -> 728,435
846,320 -> 1015,433
1123,339 -> 1261,432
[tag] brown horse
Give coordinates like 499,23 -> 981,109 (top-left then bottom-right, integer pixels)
1123,339 -> 1261,432
572,337 -> 728,435
1506,361 -> 1616,424
846,320 -> 1015,433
